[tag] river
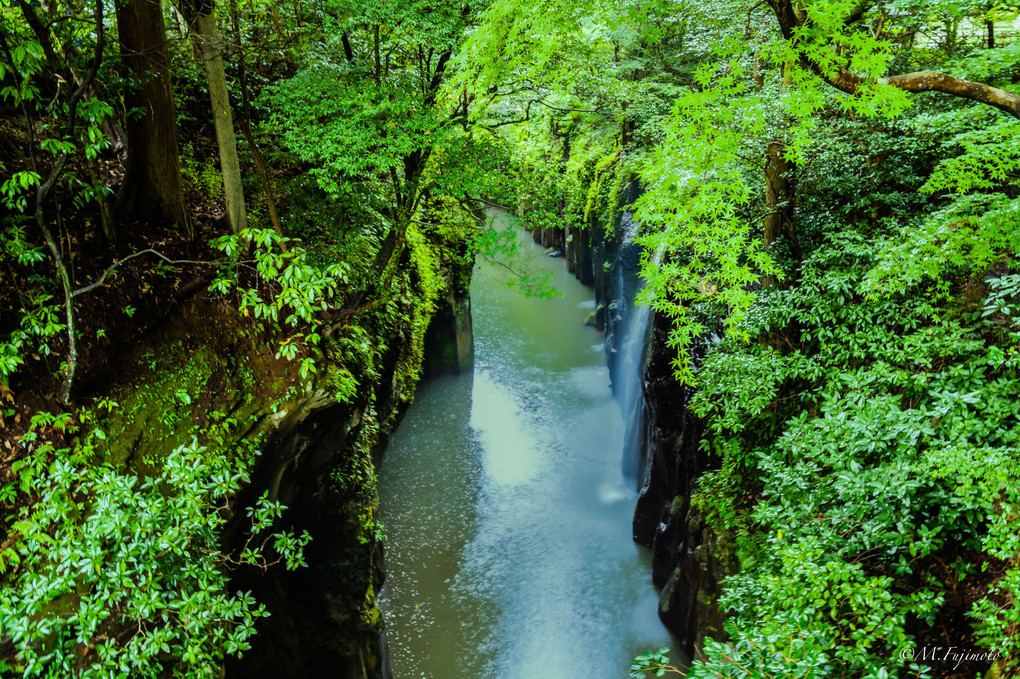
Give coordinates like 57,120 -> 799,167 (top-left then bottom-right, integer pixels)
377,211 -> 674,678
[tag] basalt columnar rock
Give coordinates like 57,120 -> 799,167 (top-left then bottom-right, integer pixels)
569,186 -> 729,659
422,290 -> 474,378
631,314 -> 726,657
225,251 -> 474,679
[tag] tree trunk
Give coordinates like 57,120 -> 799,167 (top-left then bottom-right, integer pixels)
374,24 -> 381,84
86,157 -> 115,243
228,0 -> 284,246
191,7 -> 247,234
763,139 -> 801,284
114,0 -> 191,235
764,139 -> 791,249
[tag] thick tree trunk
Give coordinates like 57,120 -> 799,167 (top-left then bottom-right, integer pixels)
114,0 -> 191,234
228,0 -> 284,246
191,9 -> 247,234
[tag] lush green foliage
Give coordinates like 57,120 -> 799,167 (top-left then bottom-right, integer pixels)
0,0 -> 115,396
684,222 -> 1020,674
629,646 -> 683,677
1,0 -> 485,674
4,0 -> 1020,674
210,228 -> 350,384
0,438 -> 308,678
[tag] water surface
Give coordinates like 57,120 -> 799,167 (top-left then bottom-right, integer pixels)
378,212 -> 673,678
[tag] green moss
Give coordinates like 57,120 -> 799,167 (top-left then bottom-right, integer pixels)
99,341 -> 216,472
80,301 -> 314,481
59,211 -> 471,675
362,587 -> 382,627
583,145 -> 628,234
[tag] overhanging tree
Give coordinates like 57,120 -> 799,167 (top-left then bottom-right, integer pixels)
764,0 -> 1020,117
266,0 -> 476,278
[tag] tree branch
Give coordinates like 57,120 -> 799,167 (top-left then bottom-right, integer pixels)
766,0 -> 1020,118
531,97 -> 601,114
15,0 -> 59,71
71,249 -> 220,298
485,99 -> 537,128
468,197 -> 515,211
744,0 -> 767,39
341,32 -> 354,62
484,96 -> 607,131
423,51 -> 452,108
33,0 -> 104,405
843,0 -> 875,26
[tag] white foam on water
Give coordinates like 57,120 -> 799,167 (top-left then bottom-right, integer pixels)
597,479 -> 631,504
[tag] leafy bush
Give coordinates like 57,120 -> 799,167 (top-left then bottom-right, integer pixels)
211,228 -> 350,383
681,220 -> 1020,675
0,440 -> 308,678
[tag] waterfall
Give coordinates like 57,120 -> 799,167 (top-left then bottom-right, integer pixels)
609,210 -> 654,483
619,303 -> 652,481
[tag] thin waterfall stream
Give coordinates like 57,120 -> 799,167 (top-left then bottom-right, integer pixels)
377,211 -> 674,678
611,210 -> 653,483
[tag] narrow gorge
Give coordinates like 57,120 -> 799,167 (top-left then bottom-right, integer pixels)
3,1 -> 1017,678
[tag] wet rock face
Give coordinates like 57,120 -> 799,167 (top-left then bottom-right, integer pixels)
223,401 -> 387,679
423,290 -> 474,377
82,292 -> 399,679
632,314 -> 698,561
564,186 -> 726,654
565,180 -> 727,658
522,198 -> 731,658
632,314 -> 725,657
225,266 -> 474,679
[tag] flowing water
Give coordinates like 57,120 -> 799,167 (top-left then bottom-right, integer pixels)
612,210 -> 653,482
378,211 -> 673,678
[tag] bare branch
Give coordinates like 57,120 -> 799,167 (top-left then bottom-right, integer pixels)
72,250 -> 220,297
486,99 -> 537,129
485,95 -> 608,130
469,197 -> 515,211
745,0 -> 767,39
